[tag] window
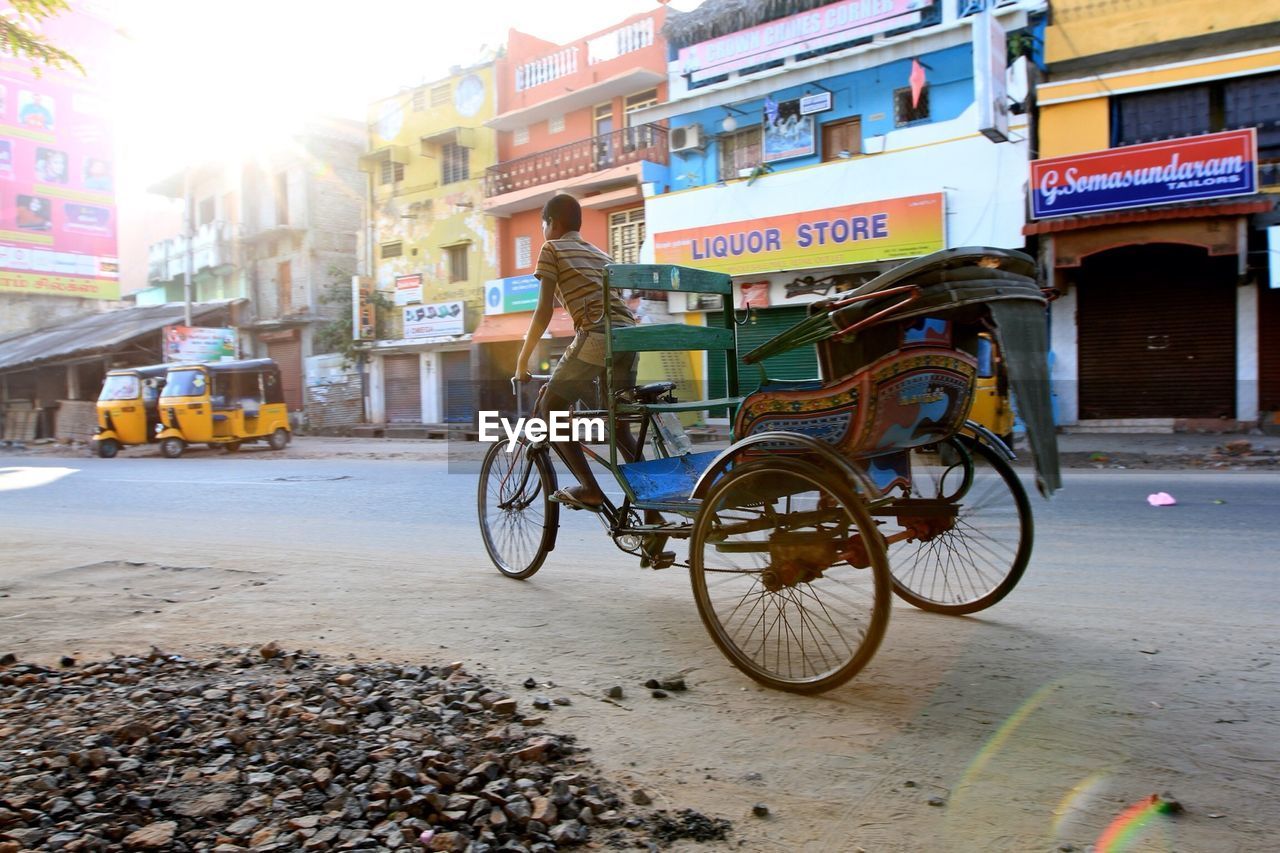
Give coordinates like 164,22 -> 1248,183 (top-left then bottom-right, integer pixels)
441,142 -> 469,184
275,172 -> 289,225
447,244 -> 469,282
431,83 -> 451,107
894,86 -> 930,126
198,196 -> 215,226
624,89 -> 659,149
821,116 -> 862,161
548,115 -> 565,134
624,88 -> 659,114
412,88 -> 426,112
514,126 -> 530,145
718,126 -> 762,181
609,209 -> 645,265
277,260 -> 292,313
515,235 -> 532,269
380,241 -> 403,259
379,158 -> 404,185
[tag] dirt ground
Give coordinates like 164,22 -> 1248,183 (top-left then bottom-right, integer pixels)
1,450 -> 1278,851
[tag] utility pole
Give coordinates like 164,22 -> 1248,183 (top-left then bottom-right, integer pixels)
182,168 -> 193,326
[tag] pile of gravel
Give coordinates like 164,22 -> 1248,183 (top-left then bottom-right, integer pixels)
0,647 -> 730,852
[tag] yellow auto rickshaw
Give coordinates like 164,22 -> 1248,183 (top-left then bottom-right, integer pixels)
967,332 -> 1015,445
155,358 -> 291,458
92,364 -> 170,458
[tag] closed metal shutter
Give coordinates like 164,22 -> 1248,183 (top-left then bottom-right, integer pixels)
706,306 -> 818,407
383,355 -> 422,423
1260,284 -> 1280,412
1077,246 -> 1235,419
267,337 -> 304,412
442,351 -> 474,424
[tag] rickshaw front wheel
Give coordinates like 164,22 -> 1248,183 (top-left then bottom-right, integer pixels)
94,438 -> 119,459
268,428 -> 289,451
690,456 -> 891,694
223,441 -> 242,453
160,437 -> 185,459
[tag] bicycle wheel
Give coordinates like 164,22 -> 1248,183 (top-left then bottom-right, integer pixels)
477,439 -> 559,580
883,436 -> 1032,614
690,457 -> 891,693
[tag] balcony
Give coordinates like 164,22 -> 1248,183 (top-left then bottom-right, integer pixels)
147,222 -> 234,283
485,125 -> 667,198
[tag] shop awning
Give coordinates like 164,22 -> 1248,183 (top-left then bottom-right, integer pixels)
471,308 -> 575,344
1023,196 -> 1275,235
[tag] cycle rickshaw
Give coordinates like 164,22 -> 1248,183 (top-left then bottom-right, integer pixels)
477,247 -> 1060,693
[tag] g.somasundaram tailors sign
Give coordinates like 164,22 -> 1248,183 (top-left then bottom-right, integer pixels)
1030,129 -> 1257,219
653,193 -> 944,276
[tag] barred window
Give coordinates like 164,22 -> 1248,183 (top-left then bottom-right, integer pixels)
380,241 -> 403,259
608,208 -> 645,265
894,86 -> 930,126
412,88 -> 426,112
379,158 -> 404,185
447,244 -> 469,282
718,126 -> 762,181
431,83 -> 451,107
441,143 -> 469,185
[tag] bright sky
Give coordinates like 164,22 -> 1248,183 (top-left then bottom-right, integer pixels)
106,0 -> 703,194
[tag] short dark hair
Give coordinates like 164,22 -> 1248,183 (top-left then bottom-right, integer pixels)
541,193 -> 581,231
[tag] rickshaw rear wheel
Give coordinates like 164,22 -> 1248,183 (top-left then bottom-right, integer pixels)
690,456 -> 891,694
160,437 -> 185,459
268,428 -> 289,451
884,436 -> 1032,615
223,441 -> 241,453
94,438 -> 119,459
477,439 -> 559,580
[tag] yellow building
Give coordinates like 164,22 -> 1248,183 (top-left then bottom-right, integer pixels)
360,62 -> 500,427
1031,1 -> 1280,431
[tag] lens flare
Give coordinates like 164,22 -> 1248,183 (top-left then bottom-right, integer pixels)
1095,795 -> 1172,852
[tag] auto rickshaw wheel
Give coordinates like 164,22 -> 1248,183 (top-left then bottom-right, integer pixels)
160,437 -> 186,459
94,438 -> 119,459
223,441 -> 241,453
268,428 -> 289,451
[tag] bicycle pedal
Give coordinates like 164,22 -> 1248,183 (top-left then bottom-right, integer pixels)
640,550 -> 676,570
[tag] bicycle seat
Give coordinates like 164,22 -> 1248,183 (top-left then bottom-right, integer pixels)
616,381 -> 677,403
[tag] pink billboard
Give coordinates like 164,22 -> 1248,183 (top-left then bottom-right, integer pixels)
0,9 -> 119,300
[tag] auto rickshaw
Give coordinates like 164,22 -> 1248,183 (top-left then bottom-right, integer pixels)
155,358 -> 291,458
967,332 -> 1015,445
92,364 -> 170,458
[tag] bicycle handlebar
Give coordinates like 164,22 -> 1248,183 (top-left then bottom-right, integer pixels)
510,374 -> 552,396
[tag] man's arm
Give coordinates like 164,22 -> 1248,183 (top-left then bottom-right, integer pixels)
515,276 -> 556,380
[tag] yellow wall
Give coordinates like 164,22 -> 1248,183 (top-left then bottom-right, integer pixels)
1038,98 -> 1110,158
1045,0 -> 1276,64
365,64 -> 500,335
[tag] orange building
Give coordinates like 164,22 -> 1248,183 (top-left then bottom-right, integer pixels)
477,6 -> 671,378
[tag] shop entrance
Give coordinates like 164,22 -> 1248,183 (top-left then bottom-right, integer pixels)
1076,245 -> 1236,420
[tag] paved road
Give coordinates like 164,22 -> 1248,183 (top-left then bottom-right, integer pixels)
1,452 -> 1277,851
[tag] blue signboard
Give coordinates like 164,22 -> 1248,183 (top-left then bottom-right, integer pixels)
484,274 -> 539,315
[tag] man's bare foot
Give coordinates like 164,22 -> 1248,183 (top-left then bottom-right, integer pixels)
552,484 -> 605,510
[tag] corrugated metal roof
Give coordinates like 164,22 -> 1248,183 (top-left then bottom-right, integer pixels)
0,301 -> 241,372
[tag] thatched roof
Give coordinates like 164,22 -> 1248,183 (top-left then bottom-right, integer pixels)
663,0 -> 839,49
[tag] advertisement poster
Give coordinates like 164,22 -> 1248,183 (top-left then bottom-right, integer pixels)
164,326 -> 238,362
1030,129 -> 1257,219
394,273 -> 423,306
762,97 -> 815,163
484,274 -> 539,315
653,193 -> 945,276
0,9 -> 119,300
404,301 -> 464,338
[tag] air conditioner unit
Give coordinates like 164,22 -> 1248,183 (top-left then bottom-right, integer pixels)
669,124 -> 704,153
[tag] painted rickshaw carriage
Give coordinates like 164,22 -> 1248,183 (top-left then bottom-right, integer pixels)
477,246 -> 1061,693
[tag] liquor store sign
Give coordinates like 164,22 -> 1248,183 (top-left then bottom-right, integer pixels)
1030,129 -> 1257,219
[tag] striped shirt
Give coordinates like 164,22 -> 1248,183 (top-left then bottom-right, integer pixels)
535,231 -> 636,332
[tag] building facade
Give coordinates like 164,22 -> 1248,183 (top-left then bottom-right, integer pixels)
358,61 -> 500,428
635,0 -> 1044,419
140,121 -> 364,420
1030,0 -> 1280,430
478,8 -> 672,406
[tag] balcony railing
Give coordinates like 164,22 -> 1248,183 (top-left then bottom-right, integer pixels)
587,17 -> 655,65
485,125 -> 667,197
515,46 -> 580,92
147,222 -> 234,282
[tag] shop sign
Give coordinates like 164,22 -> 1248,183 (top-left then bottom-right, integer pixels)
653,192 -> 945,276
404,301 -> 464,338
394,274 -> 423,305
353,276 -> 376,340
678,0 -> 926,82
1030,129 -> 1257,219
164,326 -> 237,362
484,274 -> 539,315
799,92 -> 832,115
738,281 -> 770,310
